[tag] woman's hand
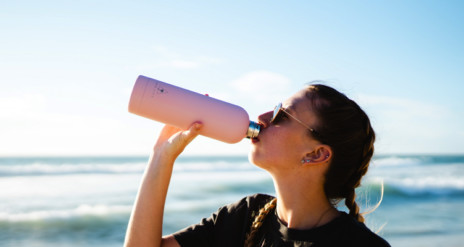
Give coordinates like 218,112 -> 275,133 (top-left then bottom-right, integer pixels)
153,122 -> 203,163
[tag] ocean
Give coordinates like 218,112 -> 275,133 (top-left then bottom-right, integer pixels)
1,155 -> 463,247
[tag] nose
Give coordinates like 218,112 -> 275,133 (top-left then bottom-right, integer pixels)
257,111 -> 273,129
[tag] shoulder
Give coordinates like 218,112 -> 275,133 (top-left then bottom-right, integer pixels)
219,193 -> 274,213
210,193 -> 275,231
336,213 -> 390,247
196,193 -> 275,228
236,193 -> 275,206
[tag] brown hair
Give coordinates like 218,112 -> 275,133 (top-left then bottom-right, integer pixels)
305,84 -> 375,222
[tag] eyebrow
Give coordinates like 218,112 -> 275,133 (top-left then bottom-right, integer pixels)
283,98 -> 300,112
283,105 -> 297,114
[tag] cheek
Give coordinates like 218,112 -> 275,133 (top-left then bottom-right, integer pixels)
249,129 -> 302,168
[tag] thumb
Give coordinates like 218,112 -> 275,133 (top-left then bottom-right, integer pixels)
178,122 -> 203,145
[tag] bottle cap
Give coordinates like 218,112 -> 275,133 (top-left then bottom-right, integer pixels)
246,121 -> 261,139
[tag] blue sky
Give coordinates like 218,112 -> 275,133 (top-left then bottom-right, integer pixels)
1,1 -> 463,156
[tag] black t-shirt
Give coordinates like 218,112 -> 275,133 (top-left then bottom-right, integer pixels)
173,194 -> 390,247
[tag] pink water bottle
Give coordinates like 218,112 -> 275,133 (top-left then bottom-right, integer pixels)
128,75 -> 260,143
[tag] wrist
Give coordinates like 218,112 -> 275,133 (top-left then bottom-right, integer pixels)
150,147 -> 177,166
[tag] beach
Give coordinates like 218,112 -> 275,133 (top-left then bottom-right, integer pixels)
1,155 -> 463,246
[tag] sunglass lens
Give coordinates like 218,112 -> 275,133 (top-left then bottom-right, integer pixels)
271,103 -> 283,124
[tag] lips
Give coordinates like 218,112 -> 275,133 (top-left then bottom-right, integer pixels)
251,122 -> 264,144
251,137 -> 260,144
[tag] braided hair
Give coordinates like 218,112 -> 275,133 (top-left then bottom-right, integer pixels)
243,198 -> 276,247
305,84 -> 375,222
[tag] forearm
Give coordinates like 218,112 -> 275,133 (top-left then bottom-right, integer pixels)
124,151 -> 175,247
124,123 -> 201,247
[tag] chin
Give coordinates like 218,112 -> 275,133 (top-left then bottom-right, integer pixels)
248,150 -> 268,170
248,150 -> 260,166
247,150 -> 256,164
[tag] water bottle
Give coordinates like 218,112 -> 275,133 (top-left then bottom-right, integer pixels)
128,75 -> 260,143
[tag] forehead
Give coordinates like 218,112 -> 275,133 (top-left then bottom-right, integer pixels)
282,89 -> 310,112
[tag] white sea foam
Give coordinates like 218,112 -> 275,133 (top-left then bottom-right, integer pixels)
365,174 -> 464,196
389,176 -> 464,195
0,162 -> 147,176
0,204 -> 132,222
372,156 -> 424,167
174,161 -> 254,172
0,160 -> 257,176
0,173 -> 141,198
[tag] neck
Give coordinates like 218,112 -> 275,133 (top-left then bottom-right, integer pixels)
272,175 -> 339,230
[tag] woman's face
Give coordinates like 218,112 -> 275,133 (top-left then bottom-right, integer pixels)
249,89 -> 322,173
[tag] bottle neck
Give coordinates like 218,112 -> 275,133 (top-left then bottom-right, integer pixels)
246,121 -> 261,139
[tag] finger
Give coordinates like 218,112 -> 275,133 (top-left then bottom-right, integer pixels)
179,122 -> 203,145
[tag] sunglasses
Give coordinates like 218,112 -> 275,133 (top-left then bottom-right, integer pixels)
271,102 -> 319,136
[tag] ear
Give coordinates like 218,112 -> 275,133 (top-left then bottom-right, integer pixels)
301,144 -> 332,165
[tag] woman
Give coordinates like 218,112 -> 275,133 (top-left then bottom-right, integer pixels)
124,84 -> 390,247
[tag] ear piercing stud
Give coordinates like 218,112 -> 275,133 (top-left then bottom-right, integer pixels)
301,155 -> 329,164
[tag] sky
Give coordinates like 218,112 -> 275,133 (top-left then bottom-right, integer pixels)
1,0 -> 463,156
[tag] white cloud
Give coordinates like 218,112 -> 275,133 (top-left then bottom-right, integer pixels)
355,94 -> 459,154
135,45 -> 222,70
229,70 -> 295,108
231,70 -> 291,94
0,94 -> 47,118
156,59 -> 200,69
0,94 -> 132,156
356,94 -> 447,119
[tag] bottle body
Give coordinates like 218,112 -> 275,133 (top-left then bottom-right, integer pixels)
128,75 -> 259,144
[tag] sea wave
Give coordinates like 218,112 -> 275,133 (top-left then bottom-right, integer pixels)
373,155 -> 464,167
0,160 -> 257,177
364,177 -> 464,197
0,162 -> 147,176
0,204 -> 131,222
372,156 -> 424,167
2,155 -> 463,176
